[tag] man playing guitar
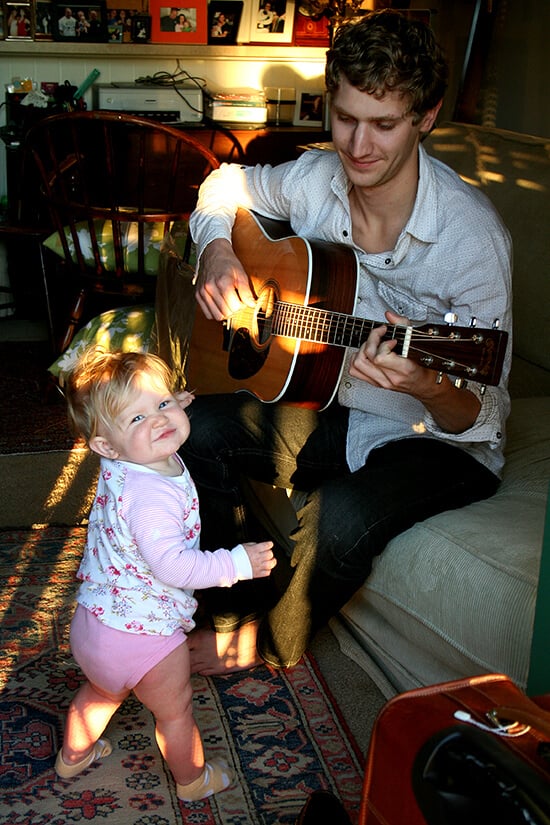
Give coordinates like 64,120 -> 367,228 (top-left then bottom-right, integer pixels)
182,9 -> 512,674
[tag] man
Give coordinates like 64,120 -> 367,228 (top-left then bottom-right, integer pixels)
58,7 -> 77,36
183,9 -> 512,674
160,7 -> 178,31
256,1 -> 275,29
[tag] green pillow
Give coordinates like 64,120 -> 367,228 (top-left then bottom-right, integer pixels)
43,220 -> 190,276
49,304 -> 156,385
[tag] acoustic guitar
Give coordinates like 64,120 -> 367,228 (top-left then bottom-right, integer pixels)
187,209 -> 508,410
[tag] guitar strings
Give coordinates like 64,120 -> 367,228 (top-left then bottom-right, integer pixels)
255,301 -> 482,376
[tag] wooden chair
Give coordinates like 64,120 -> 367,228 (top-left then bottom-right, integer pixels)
23,110 -> 220,354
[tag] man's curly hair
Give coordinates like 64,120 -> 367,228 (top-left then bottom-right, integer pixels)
325,9 -> 448,123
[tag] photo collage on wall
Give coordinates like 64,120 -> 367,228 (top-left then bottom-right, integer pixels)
0,0 -> 383,43
0,0 -> 150,40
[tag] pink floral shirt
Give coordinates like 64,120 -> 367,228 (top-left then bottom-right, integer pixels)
76,456 -> 251,636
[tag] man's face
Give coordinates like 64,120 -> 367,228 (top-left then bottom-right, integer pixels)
330,76 -> 439,192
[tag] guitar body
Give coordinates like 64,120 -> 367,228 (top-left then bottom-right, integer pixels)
187,209 -> 360,409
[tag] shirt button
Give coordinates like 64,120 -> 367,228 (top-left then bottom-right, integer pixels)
345,380 -> 352,389
343,230 -> 349,237
385,258 -> 392,265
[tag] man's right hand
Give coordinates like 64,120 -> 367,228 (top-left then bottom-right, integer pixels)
194,238 -> 257,321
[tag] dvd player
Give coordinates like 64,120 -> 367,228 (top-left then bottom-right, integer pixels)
94,82 -> 203,124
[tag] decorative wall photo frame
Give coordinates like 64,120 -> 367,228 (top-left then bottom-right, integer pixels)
52,2 -> 107,41
249,0 -> 294,44
293,89 -> 323,126
150,1 -> 207,44
34,0 -> 55,38
105,5 -> 133,41
5,3 -> 33,39
207,0 -> 242,44
131,12 -> 150,41
293,2 -> 329,47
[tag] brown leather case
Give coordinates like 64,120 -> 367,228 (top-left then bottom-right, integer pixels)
359,673 -> 550,824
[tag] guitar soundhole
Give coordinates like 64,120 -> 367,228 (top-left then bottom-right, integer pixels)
254,283 -> 278,348
226,283 -> 278,380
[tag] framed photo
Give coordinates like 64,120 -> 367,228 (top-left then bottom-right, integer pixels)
105,5 -> 133,41
131,12 -> 150,41
5,3 -> 33,38
150,1 -> 207,44
34,0 -> 54,38
52,2 -> 107,41
249,0 -> 294,44
293,2 -> 329,46
208,0 -> 242,44
293,90 -> 324,126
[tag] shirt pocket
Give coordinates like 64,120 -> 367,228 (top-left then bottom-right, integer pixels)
377,282 -> 429,323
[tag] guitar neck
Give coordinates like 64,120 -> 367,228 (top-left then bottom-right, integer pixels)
273,301 -> 410,352
269,301 -> 507,386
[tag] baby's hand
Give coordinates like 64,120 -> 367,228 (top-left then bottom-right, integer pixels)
243,541 -> 276,578
176,389 -> 195,410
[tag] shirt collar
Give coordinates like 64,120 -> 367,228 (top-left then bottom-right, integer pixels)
330,144 -> 439,244
330,154 -> 352,203
405,144 -> 439,244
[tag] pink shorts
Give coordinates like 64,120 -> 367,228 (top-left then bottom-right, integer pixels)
70,604 -> 186,694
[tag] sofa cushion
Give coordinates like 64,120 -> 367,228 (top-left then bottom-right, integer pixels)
43,219 -> 190,276
338,396 -> 550,693
48,304 -> 155,386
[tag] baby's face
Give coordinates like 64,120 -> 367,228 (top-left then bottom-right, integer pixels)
99,372 -> 191,473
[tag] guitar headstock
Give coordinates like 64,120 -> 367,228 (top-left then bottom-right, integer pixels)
400,323 -> 508,387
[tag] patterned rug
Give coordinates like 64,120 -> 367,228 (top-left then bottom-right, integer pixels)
0,526 -> 364,824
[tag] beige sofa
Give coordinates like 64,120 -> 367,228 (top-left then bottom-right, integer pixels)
332,123 -> 550,697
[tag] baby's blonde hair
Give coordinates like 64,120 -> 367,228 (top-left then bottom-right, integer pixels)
65,348 -> 176,442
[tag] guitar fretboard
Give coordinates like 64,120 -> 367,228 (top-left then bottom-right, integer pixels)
269,301 -> 412,355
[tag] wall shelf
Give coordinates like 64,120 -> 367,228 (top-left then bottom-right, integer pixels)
0,40 -> 326,63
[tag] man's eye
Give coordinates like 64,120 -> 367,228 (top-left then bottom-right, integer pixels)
377,122 -> 396,130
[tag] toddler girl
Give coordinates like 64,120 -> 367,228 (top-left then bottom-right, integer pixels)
56,348 -> 275,800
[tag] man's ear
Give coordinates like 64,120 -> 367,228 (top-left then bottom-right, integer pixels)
89,435 -> 119,459
419,99 -> 443,135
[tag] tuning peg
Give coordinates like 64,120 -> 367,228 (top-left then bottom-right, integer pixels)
492,318 -> 500,329
469,317 -> 477,327
444,312 -> 458,325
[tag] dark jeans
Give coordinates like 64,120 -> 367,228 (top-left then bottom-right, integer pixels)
181,393 -> 499,668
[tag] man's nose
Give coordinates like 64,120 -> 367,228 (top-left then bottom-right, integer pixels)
349,123 -> 374,156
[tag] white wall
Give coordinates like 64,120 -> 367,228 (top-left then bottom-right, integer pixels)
0,43 -> 327,205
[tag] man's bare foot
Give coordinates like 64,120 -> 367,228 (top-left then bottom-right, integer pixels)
188,621 -> 263,675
